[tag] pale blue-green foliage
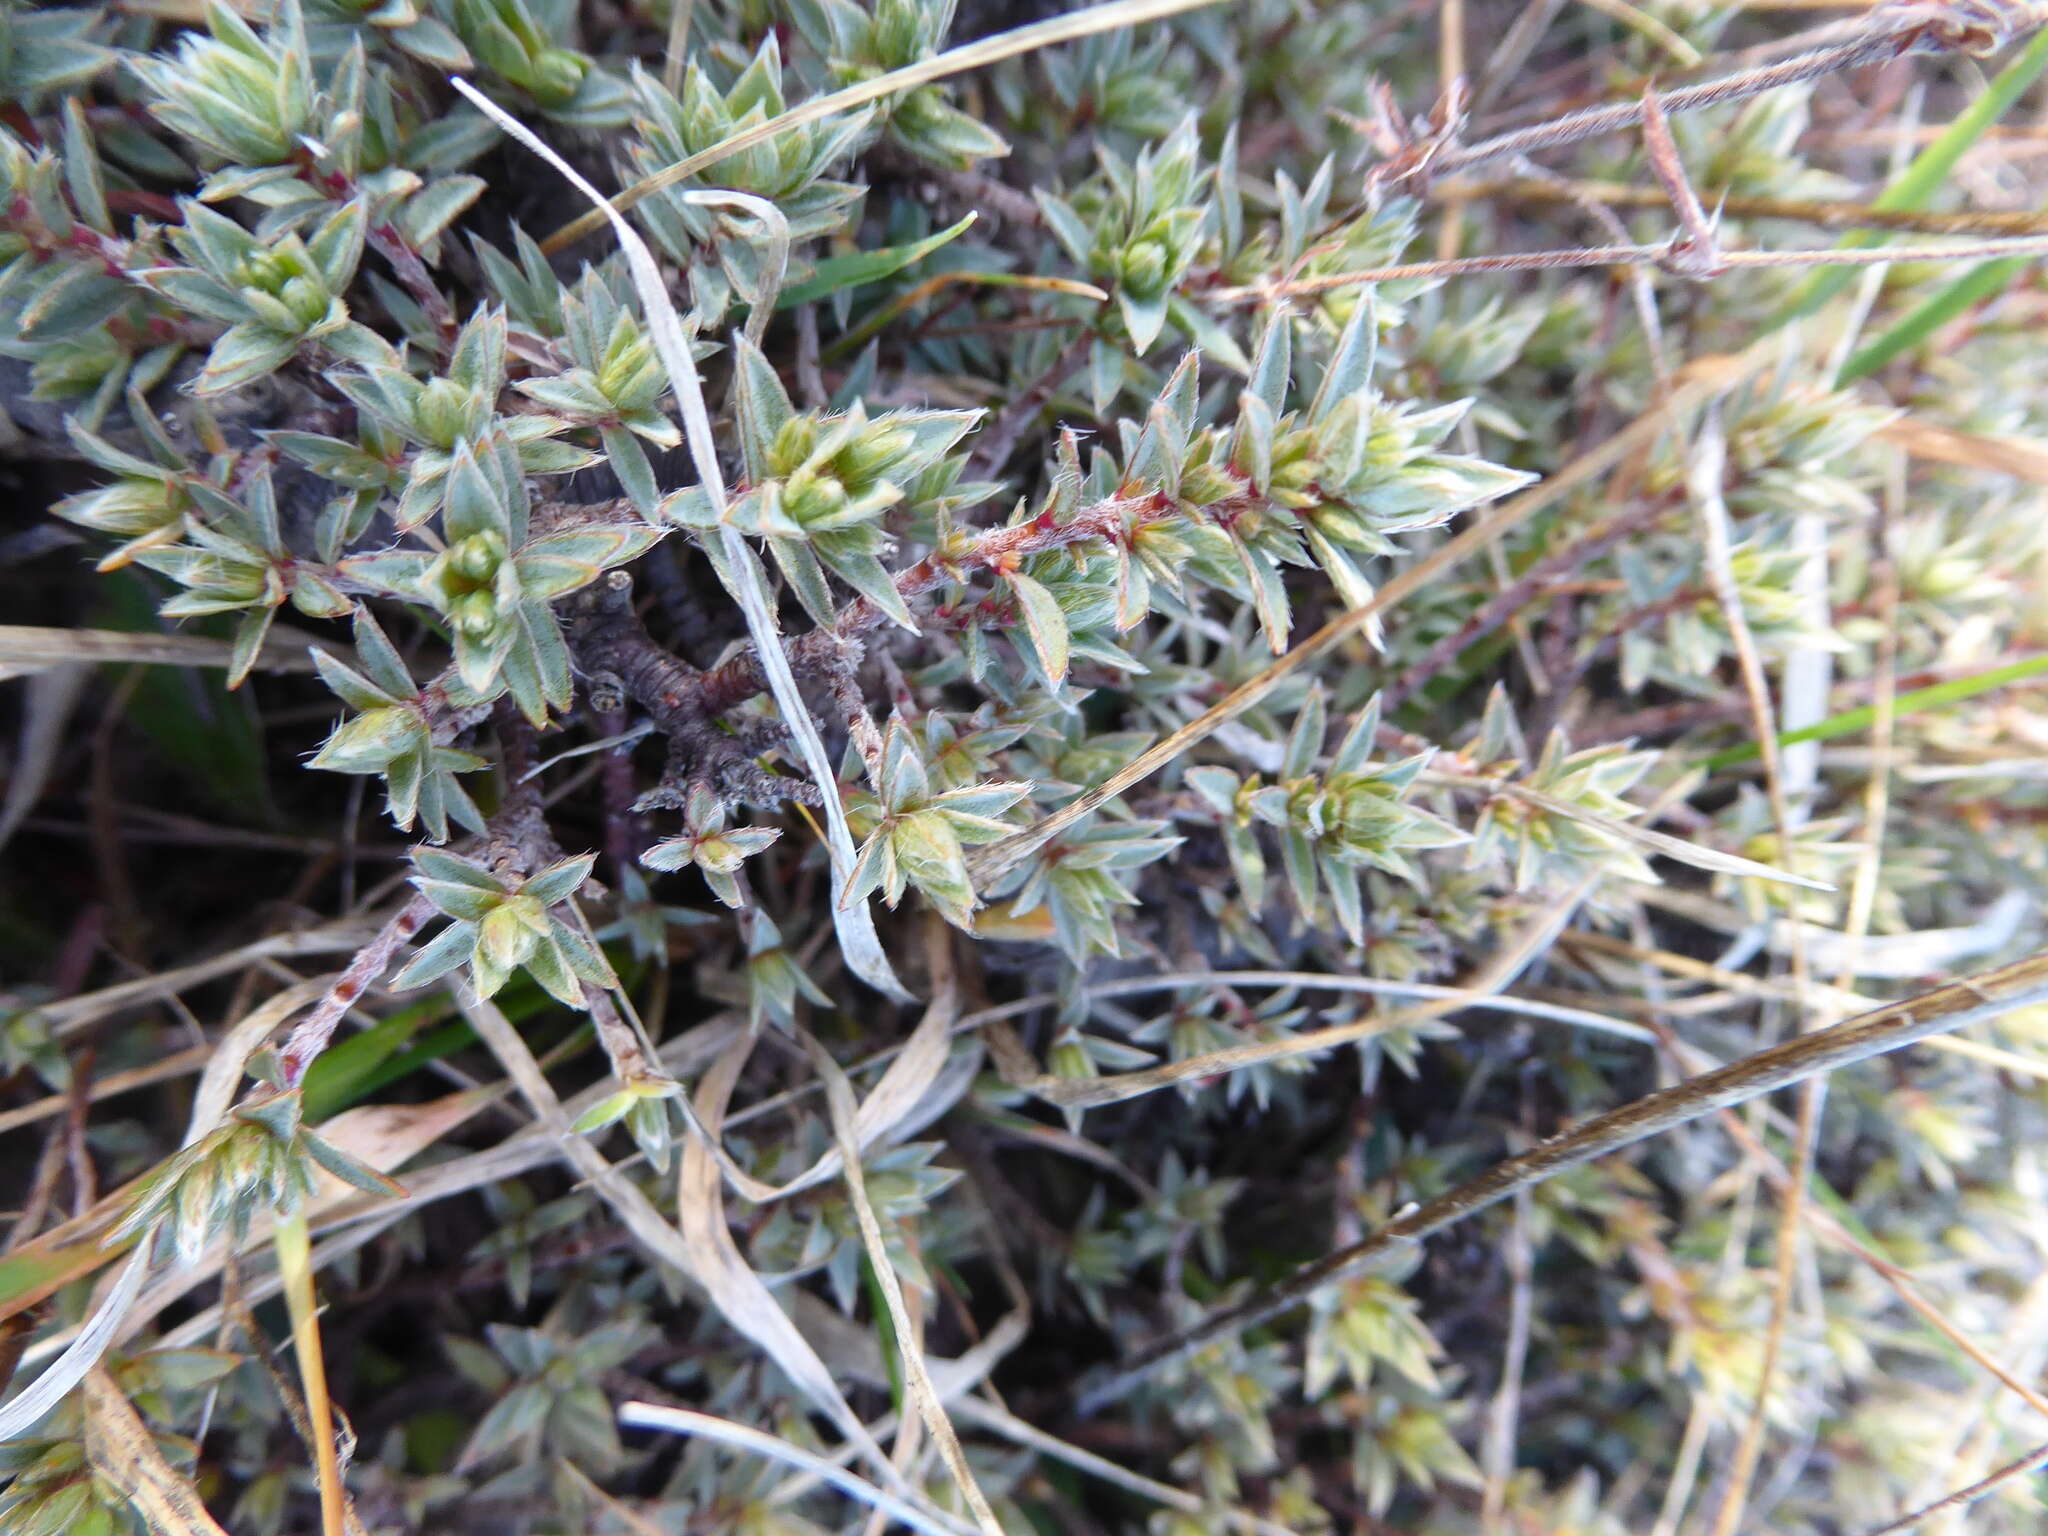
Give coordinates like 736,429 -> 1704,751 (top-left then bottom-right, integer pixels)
0,1347 -> 239,1536
0,996 -> 67,1095
0,4 -> 109,106
1614,532 -> 1843,693
126,2 -> 321,169
739,907 -> 832,1031
1467,713 -> 1666,891
789,0 -> 1007,165
309,608 -> 490,841
512,270 -> 682,512
444,1311 -> 657,1475
1090,306 -> 1534,648
0,120 -> 169,422
327,306 -> 594,529
56,398 -> 224,570
989,26 -> 1181,148
1187,690 -> 1464,943
623,37 -> 869,324
347,436 -> 656,718
447,0 -> 629,126
987,815 -> 1182,962
844,715 -> 1029,928
24,0 -> 2019,1524
661,336 -> 983,626
748,1135 -> 961,1310
640,781 -> 783,908
1036,114 -> 1210,353
395,848 -> 616,1003
140,198 -> 383,395
108,1086 -> 395,1268
58,405 -> 359,681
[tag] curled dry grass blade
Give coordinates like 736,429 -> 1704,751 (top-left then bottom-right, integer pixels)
454,988 -> 913,1495
617,1402 -> 979,1536
454,76 -> 911,1004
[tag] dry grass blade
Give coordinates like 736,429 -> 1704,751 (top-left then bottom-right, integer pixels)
801,1027 -> 1005,1535
1078,945 -> 2048,1411
1573,0 -> 1702,64
1428,2 -> 2037,185
994,885 -> 1592,1109
0,625 -> 329,679
1478,1187 -> 1534,1534
273,1209 -> 347,1536
45,924 -> 380,1040
1455,176 -> 2048,235
4,977 -> 329,1435
1426,771 -> 1836,890
1877,415 -> 2048,483
617,1402 -> 979,1536
555,1456 -> 673,1536
671,933 -> 965,1205
0,664 -> 86,855
1208,232 -> 2048,301
1639,884 -> 2030,978
1515,787 -> 1826,889
0,1044 -> 212,1138
452,76 -> 911,1003
453,990 -> 910,1493
95,1087 -> 501,1359
1700,1078 -> 2048,1428
1694,395 -> 1814,1536
973,968 -> 1660,1045
1861,1438 -> 2048,1534
147,1020 -> 750,1354
968,345 -> 1769,884
82,1366 -> 231,1536
0,1251 -> 150,1439
947,1395 -> 1300,1536
675,1029 -> 909,1488
538,0 -> 1230,254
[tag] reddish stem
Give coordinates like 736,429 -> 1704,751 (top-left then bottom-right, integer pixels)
276,893 -> 437,1089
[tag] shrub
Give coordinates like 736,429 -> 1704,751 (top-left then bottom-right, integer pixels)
8,0 -> 2048,1532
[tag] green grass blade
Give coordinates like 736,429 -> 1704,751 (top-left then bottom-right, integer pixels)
1773,24 -> 2048,327
774,213 -> 977,310
301,995 -> 457,1123
1836,252 -> 2030,381
1701,653 -> 2048,770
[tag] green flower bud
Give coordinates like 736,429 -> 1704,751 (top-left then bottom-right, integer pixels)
529,48 -> 588,107
769,415 -> 817,475
1179,462 -> 1240,506
1050,1033 -> 1095,1082
872,0 -> 926,67
449,530 -> 505,585
417,377 -> 479,449
836,427 -> 914,488
783,470 -> 846,526
1118,239 -> 1170,300
597,335 -> 657,405
1269,450 -> 1319,495
280,275 -> 330,330
452,590 -> 501,638
894,86 -> 949,132
478,900 -> 541,971
234,250 -> 299,296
